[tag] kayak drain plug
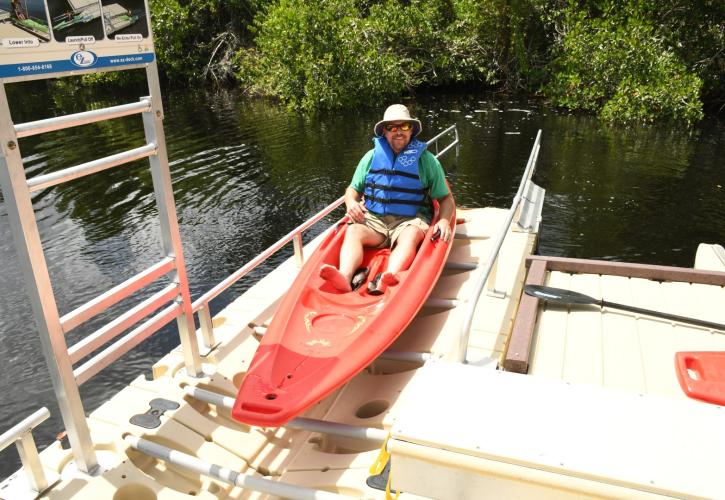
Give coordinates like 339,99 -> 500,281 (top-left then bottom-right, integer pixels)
265,393 -> 278,400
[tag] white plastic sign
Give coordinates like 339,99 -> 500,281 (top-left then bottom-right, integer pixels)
0,0 -> 154,79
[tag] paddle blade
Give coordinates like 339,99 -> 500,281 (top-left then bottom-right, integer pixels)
524,285 -> 599,306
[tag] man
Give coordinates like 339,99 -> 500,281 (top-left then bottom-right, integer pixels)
320,104 -> 454,292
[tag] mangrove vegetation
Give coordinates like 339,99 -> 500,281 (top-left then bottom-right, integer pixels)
127,1 -> 723,123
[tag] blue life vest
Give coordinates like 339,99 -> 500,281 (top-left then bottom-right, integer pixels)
363,137 -> 428,217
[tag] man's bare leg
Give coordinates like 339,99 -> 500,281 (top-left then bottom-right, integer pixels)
320,224 -> 385,292
319,265 -> 354,292
381,225 -> 425,285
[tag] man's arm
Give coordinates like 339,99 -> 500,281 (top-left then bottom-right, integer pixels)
420,152 -> 454,242
345,150 -> 373,223
344,187 -> 367,223
433,193 -> 454,242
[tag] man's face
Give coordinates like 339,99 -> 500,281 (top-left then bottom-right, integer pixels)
383,121 -> 413,154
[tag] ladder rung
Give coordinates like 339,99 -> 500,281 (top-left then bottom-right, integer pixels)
27,143 -> 157,192
14,99 -> 152,138
61,257 -> 176,333
74,302 -> 181,385
68,284 -> 180,364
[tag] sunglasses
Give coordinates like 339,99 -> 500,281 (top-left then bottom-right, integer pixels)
384,122 -> 413,132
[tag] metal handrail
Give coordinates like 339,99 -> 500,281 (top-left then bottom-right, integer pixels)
60,257 -> 176,334
456,130 -> 542,362
428,124 -> 457,146
428,124 -> 460,159
27,143 -> 157,192
74,302 -> 182,385
68,284 -> 180,364
192,194 -> 346,347
14,99 -> 151,138
0,408 -> 51,493
191,194 -> 345,315
193,125 -> 460,348
0,408 -> 49,454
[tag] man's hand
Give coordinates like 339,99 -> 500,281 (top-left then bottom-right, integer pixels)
433,218 -> 452,242
345,198 -> 367,223
434,193 -> 455,242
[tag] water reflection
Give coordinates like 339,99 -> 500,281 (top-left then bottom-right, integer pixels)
0,81 -> 723,480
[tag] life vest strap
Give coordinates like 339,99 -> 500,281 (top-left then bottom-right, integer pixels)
364,194 -> 424,207
364,184 -> 426,195
367,168 -> 420,180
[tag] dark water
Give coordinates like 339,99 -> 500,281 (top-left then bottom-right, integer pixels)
1,78 -> 723,480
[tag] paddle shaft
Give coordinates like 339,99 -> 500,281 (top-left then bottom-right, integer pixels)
601,299 -> 725,331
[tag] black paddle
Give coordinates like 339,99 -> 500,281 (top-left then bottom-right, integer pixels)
524,284 -> 725,331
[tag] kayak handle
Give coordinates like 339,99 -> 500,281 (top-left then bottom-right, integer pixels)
431,228 -> 441,242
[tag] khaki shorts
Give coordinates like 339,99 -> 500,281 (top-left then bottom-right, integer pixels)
353,211 -> 430,248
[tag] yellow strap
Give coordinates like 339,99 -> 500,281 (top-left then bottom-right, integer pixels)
369,433 -> 391,475
369,434 -> 399,500
385,460 -> 400,500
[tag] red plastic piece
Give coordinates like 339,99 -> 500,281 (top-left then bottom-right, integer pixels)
675,351 -> 725,406
232,198 -> 456,427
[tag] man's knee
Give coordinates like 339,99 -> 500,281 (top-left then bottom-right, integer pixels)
346,223 -> 385,246
347,223 -> 373,239
395,225 -> 425,248
345,224 -> 367,240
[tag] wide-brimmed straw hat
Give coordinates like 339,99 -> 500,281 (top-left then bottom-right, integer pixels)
373,104 -> 422,137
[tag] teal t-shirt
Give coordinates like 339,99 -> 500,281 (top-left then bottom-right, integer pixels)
349,149 -> 449,219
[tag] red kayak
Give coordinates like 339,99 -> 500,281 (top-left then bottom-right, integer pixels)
232,198 -> 456,427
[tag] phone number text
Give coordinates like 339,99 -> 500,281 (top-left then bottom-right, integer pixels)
17,64 -> 53,72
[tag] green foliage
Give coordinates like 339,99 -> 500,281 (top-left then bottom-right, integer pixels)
60,0 -> 722,123
545,13 -> 703,124
642,0 -> 725,112
441,0 -> 501,84
148,0 -> 198,82
236,0 -> 533,110
72,68 -> 145,88
237,0 -> 405,110
149,0 -> 263,84
599,72 -> 703,124
362,0 -> 507,87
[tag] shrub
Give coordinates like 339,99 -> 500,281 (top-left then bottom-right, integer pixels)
150,0 -> 258,84
237,0 -> 519,109
149,0 -> 200,82
237,0 -> 405,110
545,13 -> 703,124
